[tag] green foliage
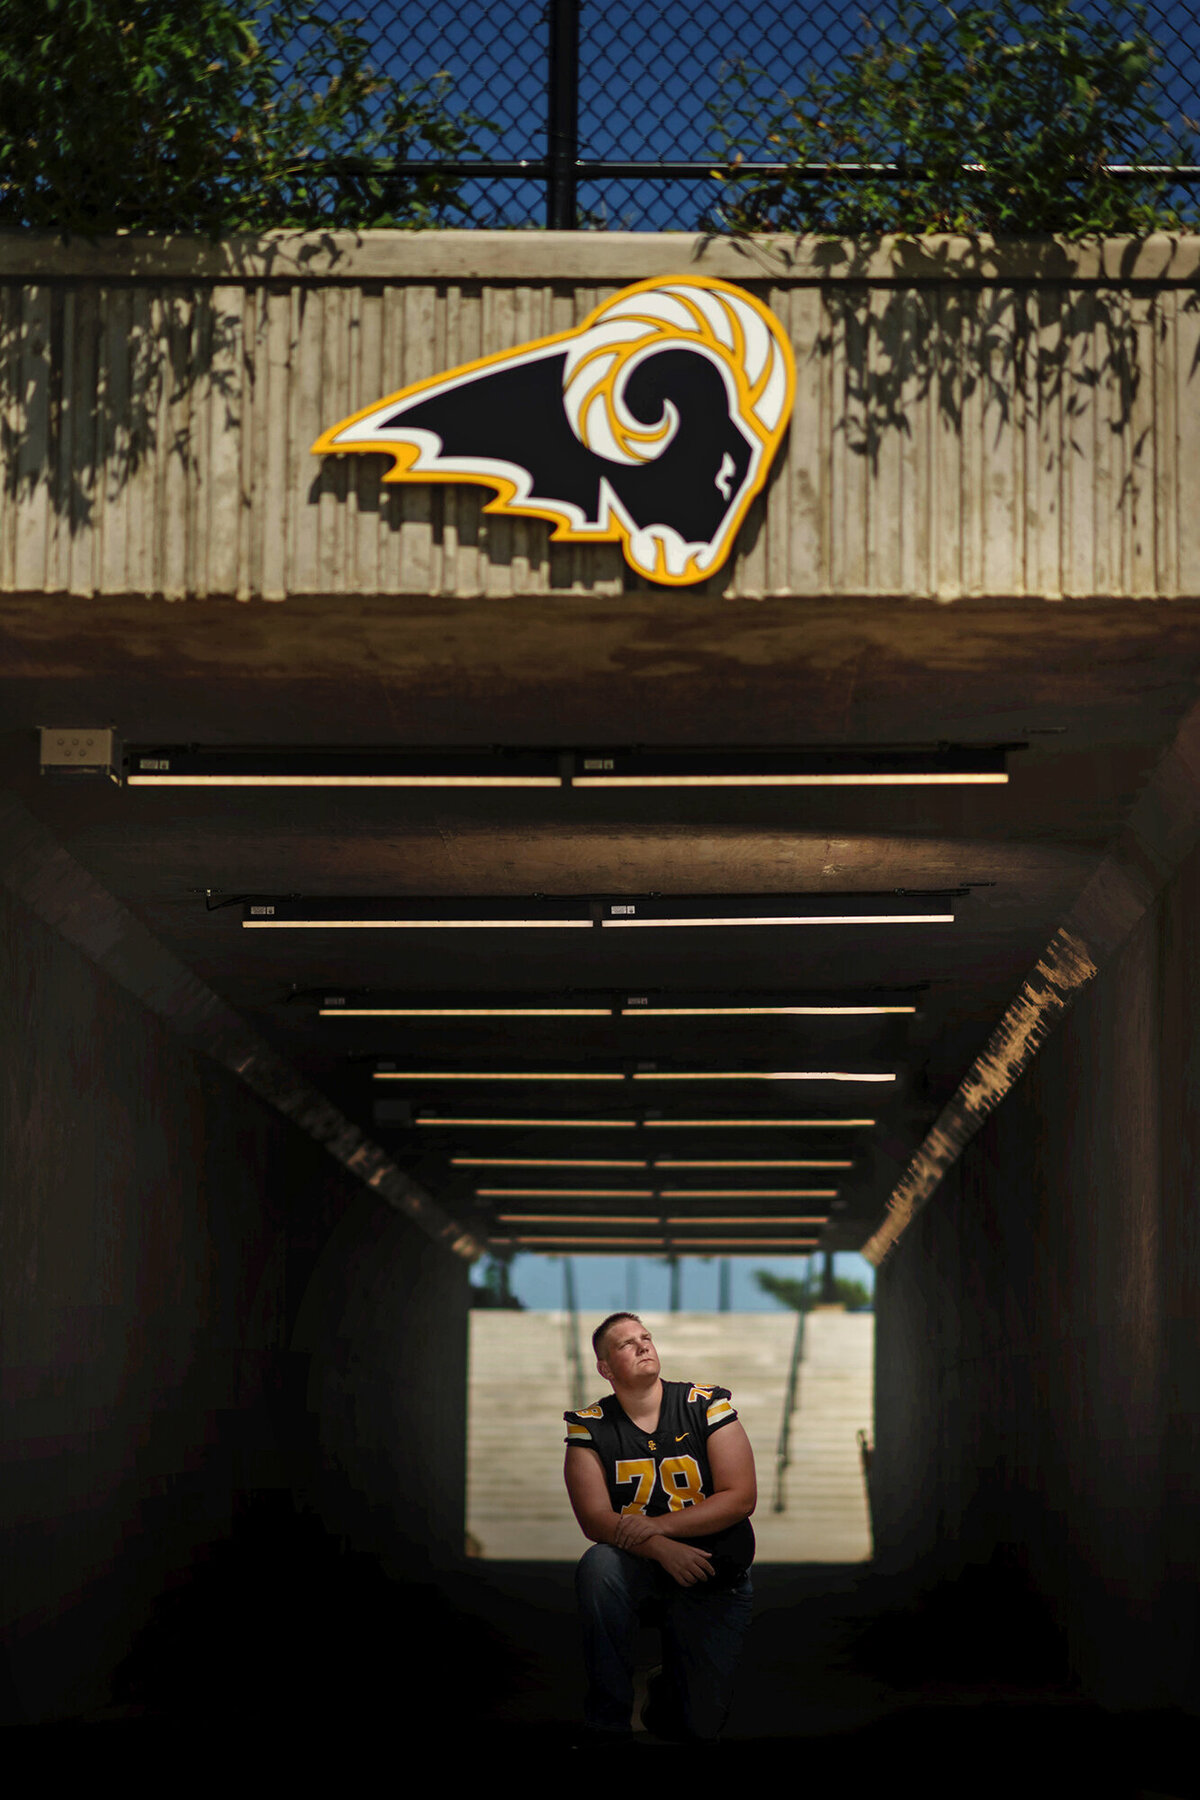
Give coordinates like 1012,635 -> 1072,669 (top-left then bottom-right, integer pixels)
0,0 -> 488,233
710,0 -> 1197,236
753,1269 -> 872,1311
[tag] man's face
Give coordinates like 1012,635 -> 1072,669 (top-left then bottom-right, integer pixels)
598,1319 -> 660,1386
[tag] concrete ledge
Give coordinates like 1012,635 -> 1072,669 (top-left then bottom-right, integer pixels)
2,229 -> 1199,285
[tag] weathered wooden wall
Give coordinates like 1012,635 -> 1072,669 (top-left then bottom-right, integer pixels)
3,231 -> 1198,600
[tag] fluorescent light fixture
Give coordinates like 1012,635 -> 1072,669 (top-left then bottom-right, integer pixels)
247,917 -> 591,931
657,1188 -> 838,1199
630,1071 -> 895,1083
416,1116 -> 639,1128
244,897 -> 956,931
414,1114 -> 874,1129
128,748 -> 564,787
497,1213 -> 661,1225
602,911 -> 953,929
570,747 -> 1009,786
653,1159 -> 853,1169
373,1071 -> 624,1082
452,1157 -> 650,1168
621,1004 -> 916,1015
479,1186 -> 835,1200
383,1069 -> 890,1084
495,1215 -> 831,1227
650,1118 -> 876,1128
664,1216 -> 830,1227
451,1156 -> 853,1169
313,987 -> 921,1016
323,1007 -> 612,1017
477,1187 -> 657,1199
127,742 -> 1011,789
582,776 -> 1003,787
493,1236 -> 820,1251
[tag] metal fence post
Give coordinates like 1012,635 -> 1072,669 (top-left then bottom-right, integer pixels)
547,0 -> 580,228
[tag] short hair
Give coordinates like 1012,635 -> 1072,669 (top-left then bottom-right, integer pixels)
592,1311 -> 643,1360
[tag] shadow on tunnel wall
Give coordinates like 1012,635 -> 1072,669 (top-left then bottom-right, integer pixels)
869,818 -> 1200,1717
0,871 -> 472,1725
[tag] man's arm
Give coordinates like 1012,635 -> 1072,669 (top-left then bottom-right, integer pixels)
611,1421 -> 756,1549
564,1447 -> 715,1585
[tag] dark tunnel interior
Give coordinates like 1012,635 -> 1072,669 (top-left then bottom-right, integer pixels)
2,235 -> 1200,1790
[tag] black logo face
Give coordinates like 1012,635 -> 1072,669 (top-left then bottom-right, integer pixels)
313,276 -> 795,586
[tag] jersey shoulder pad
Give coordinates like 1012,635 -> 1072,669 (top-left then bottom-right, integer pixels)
563,1398 -> 606,1445
685,1383 -> 737,1429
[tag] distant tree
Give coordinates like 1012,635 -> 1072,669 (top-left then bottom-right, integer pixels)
710,0 -> 1197,236
0,0 -> 486,234
754,1269 -> 872,1311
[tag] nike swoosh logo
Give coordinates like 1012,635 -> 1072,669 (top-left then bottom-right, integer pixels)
676,1434 -> 689,1441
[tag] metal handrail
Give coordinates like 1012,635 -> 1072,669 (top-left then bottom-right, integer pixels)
772,1302 -> 808,1513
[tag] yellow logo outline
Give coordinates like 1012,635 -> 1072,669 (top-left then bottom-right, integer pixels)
312,275 -> 795,588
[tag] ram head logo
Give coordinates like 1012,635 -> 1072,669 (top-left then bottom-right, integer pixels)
312,275 -> 795,586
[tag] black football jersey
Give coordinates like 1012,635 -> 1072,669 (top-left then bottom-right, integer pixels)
564,1379 -> 755,1579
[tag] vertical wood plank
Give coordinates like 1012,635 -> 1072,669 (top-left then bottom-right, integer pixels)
1129,293 -> 1158,599
867,284 -> 903,596
1175,289 -> 1200,595
959,286 -> 984,598
349,285 -> 382,598
396,283 -> 437,597
14,285 -> 53,593
159,288 -> 195,600
0,286 -> 17,590
1154,289 -> 1179,600
258,288 -> 291,601
1062,289 -> 1095,599
205,284 -> 244,597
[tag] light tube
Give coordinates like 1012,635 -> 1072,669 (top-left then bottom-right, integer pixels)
602,913 -> 953,929
651,1118 -> 876,1128
245,918 -> 592,930
494,1215 -> 831,1227
574,773 -> 1005,788
657,1187 -> 838,1198
477,1187 -> 656,1199
130,774 -> 562,787
480,1187 -> 835,1200
621,1004 -> 916,1015
494,1236 -> 819,1250
373,1071 -> 625,1082
381,1070 -> 890,1084
497,1213 -> 661,1225
665,1216 -> 830,1226
415,1115 -> 874,1128
653,1159 -> 853,1169
631,1071 -> 895,1083
452,1157 -> 650,1168
322,1007 -> 611,1016
416,1116 -> 639,1127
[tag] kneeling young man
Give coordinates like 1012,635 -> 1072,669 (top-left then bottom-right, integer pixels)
563,1311 -> 756,1744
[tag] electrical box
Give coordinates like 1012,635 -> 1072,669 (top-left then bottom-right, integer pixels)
39,728 -> 122,782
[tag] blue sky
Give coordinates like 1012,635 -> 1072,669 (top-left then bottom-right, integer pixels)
317,1 -> 1200,227
492,1249 -> 875,1311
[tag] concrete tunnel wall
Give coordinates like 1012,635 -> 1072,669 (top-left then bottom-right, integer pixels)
0,879 -> 469,1725
873,827 -> 1200,1714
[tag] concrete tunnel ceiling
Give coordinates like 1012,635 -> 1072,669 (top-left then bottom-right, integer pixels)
6,585 -> 1200,1263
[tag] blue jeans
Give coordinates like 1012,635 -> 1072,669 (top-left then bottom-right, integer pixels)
575,1543 -> 753,1740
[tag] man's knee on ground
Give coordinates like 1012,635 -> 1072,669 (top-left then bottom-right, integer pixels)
575,1541 -> 636,1602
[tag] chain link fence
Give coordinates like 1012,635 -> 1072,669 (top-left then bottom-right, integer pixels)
309,1 -> 1200,228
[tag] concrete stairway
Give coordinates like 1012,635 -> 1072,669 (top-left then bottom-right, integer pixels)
467,1308 -> 874,1563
